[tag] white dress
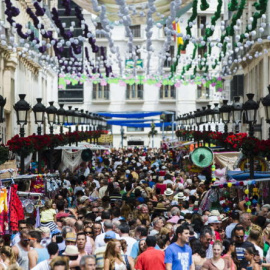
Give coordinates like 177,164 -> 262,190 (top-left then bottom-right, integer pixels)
114,262 -> 126,270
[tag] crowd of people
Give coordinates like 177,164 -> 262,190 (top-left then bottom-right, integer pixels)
2,148 -> 270,270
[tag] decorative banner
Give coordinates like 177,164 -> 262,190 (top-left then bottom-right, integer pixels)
125,59 -> 143,69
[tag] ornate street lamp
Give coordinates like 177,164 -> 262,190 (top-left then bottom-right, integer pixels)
0,95 -> 6,123
32,98 -> 46,135
262,85 -> 270,139
46,101 -> 57,135
195,109 -> 201,131
32,98 -> 46,174
219,100 -> 232,134
232,96 -> 243,133
205,105 -> 212,131
14,94 -> 31,174
211,103 -> 220,132
243,93 -> 260,179
57,104 -> 66,134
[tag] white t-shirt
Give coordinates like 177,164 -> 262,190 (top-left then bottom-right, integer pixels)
119,236 -> 137,256
95,232 -> 120,248
31,260 -> 50,270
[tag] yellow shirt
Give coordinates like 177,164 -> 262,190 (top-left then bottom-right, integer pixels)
40,208 -> 56,222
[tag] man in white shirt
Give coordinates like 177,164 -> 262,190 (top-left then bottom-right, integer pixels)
31,242 -> 58,270
95,220 -> 120,248
119,223 -> 136,256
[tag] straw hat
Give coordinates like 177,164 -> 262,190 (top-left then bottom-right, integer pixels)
154,203 -> 166,211
62,246 -> 79,256
174,192 -> 186,201
210,210 -> 221,216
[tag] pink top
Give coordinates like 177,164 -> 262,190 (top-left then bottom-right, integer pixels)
202,258 -> 230,270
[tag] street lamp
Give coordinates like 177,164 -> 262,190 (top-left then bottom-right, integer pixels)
57,104 -> 66,134
85,111 -> 89,131
46,101 -> 57,135
32,98 -> 46,135
14,94 -> 31,174
211,103 -> 220,132
232,96 -> 243,133
243,93 -> 259,179
200,107 -> 207,132
32,98 -> 46,174
195,109 -> 201,131
0,95 -> 6,124
80,109 -> 85,131
205,105 -> 212,131
219,100 -> 232,134
74,108 -> 80,131
262,85 -> 270,138
121,126 -> 124,148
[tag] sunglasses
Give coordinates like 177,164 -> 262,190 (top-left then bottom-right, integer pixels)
235,235 -> 244,239
85,231 -> 93,235
19,227 -> 27,230
78,216 -> 84,219
93,211 -> 99,214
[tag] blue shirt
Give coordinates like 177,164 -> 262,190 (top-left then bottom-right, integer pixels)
165,242 -> 192,270
130,239 -> 160,259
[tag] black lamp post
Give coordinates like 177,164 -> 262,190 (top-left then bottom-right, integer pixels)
195,109 -> 201,131
211,103 -> 220,132
205,105 -> 212,131
89,113 -> 93,143
46,101 -> 57,173
85,111 -> 89,131
57,104 -> 66,135
232,96 -> 243,133
33,98 -> 46,135
243,93 -> 259,179
14,94 -> 31,175
80,109 -> 85,131
74,108 -> 80,146
220,100 -> 232,134
121,126 -> 124,148
0,95 -> 6,124
32,98 -> 46,174
200,107 -> 207,132
66,106 -> 74,146
46,101 -> 57,135
262,85 -> 270,139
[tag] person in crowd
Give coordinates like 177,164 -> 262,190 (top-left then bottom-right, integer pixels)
135,236 -> 165,270
243,247 -> 261,270
200,227 -> 213,259
190,239 -> 207,270
28,230 -> 50,269
226,212 -> 240,239
0,246 -> 17,270
40,201 -> 57,232
222,239 -> 238,270
119,223 -> 137,256
201,240 -> 230,270
104,239 -> 133,270
12,229 -> 31,270
31,242 -> 59,270
165,224 -> 192,270
80,255 -> 96,270
11,220 -> 27,246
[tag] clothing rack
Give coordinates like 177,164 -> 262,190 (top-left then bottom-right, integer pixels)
0,173 -> 59,183
17,191 -> 44,197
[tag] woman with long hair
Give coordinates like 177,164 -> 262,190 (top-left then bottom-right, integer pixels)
222,239 -> 238,270
0,246 -> 17,270
190,239 -> 207,270
104,240 -> 134,270
40,200 -> 57,232
248,228 -> 263,259
202,241 -> 230,270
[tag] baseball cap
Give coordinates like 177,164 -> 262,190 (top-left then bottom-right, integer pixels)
104,231 -> 116,240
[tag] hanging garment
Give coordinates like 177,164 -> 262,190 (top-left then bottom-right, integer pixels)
0,188 -> 8,234
9,185 -> 24,231
59,149 -> 82,172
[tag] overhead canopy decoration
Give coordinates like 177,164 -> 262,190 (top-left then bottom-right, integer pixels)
72,0 -> 193,24
1,0 -> 268,88
112,122 -> 175,128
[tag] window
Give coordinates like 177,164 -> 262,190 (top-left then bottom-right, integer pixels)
160,85 -> 176,99
198,46 -> 207,58
130,25 -> 141,38
164,46 -> 174,68
95,47 -> 107,62
197,16 -> 206,37
96,23 -> 106,38
127,127 -> 144,132
197,85 -> 210,99
126,84 -> 144,100
93,84 -> 110,100
58,88 -> 84,103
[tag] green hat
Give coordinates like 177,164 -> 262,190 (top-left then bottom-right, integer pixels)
190,147 -> 213,168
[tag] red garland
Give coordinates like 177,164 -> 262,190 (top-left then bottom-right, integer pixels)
7,130 -> 108,155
